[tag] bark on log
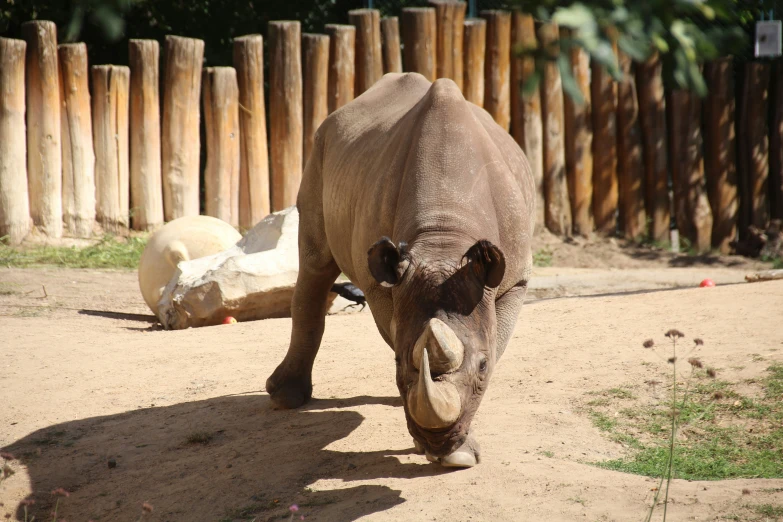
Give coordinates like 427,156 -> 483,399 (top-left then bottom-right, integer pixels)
771,61 -> 783,220
325,25 -> 356,113
380,17 -> 403,74
591,44 -> 618,234
303,34 -> 330,165
703,58 -> 738,252
269,21 -> 303,212
510,13 -> 543,231
561,28 -> 592,237
430,0 -> 465,89
349,9 -> 383,95
616,51 -> 645,240
203,67 -> 240,227
462,18 -> 485,106
402,8 -> 437,81
161,36 -> 204,221
481,10 -> 511,131
636,54 -> 670,243
234,35 -> 270,229
738,62 -> 771,232
22,21 -> 62,238
538,22 -> 571,236
129,39 -> 163,231
92,65 -> 130,233
58,43 -> 95,238
0,38 -> 31,244
668,89 -> 713,252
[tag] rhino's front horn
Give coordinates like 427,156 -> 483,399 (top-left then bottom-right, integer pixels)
408,348 -> 461,429
412,318 -> 465,374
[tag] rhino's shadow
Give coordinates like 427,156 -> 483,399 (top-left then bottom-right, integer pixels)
3,394 -> 449,521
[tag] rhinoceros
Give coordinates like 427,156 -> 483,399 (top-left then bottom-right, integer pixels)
266,72 -> 535,467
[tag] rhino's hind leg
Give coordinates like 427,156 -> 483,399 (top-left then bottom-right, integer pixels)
265,209 -> 340,409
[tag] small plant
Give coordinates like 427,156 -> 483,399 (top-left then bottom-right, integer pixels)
533,248 -> 553,267
185,431 -> 213,445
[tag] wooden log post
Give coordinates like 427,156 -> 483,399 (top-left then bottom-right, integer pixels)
481,10 -> 511,131
511,13 -> 543,231
668,89 -> 713,252
590,44 -> 618,235
58,43 -> 95,238
636,54 -> 670,243
561,28 -> 593,237
738,62 -> 771,232
203,67 -> 240,226
92,65 -> 130,233
128,39 -> 163,232
538,22 -> 571,236
325,25 -> 356,113
161,36 -> 204,221
269,21 -> 303,212
462,18 -> 485,106
402,8 -> 437,81
0,38 -> 31,244
381,17 -> 402,74
703,58 -> 738,252
430,0 -> 465,89
771,61 -> 783,220
349,9 -> 383,96
616,51 -> 646,240
22,21 -> 62,238
233,35 -> 270,228
303,34 -> 330,165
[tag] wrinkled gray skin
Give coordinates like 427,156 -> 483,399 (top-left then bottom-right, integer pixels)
266,73 -> 535,467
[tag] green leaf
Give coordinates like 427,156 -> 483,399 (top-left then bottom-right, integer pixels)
557,54 -> 584,105
552,3 -> 596,29
522,71 -> 542,97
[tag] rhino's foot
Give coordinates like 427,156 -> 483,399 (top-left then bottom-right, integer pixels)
265,367 -> 312,410
412,439 -> 425,455
426,435 -> 481,468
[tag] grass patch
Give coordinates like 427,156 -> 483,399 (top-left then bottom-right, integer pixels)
0,235 -> 147,269
533,248 -> 553,267
751,504 -> 783,518
538,450 -> 555,458
185,431 -> 213,445
587,365 -> 783,481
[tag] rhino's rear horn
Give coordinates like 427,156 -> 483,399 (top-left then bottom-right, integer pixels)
367,237 -> 409,287
462,240 -> 505,289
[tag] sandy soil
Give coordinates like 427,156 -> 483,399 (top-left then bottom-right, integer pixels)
1,243 -> 782,521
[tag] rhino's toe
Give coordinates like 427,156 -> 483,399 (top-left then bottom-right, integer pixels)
432,435 -> 481,468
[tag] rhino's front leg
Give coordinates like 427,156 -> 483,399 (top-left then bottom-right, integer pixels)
266,242 -> 340,409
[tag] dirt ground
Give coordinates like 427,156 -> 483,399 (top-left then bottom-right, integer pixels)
1,237 -> 782,522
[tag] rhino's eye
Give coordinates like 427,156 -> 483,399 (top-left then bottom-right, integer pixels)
479,358 -> 488,373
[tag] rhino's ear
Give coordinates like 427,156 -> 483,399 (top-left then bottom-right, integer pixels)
463,240 -> 505,289
367,237 -> 409,287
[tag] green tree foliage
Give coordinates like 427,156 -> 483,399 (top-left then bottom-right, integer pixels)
509,0 -> 772,102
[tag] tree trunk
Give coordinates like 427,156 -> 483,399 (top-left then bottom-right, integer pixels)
402,8 -> 437,81
481,10 -> 511,131
161,35 -> 204,220
591,44 -> 618,234
616,51 -> 645,240
325,24 -> 356,113
703,57 -> 738,252
510,13 -> 543,232
58,43 -> 95,238
349,9 -> 383,95
22,20 -> 62,238
430,0 -> 465,89
561,28 -> 592,237
303,34 -> 330,165
668,89 -> 713,252
92,65 -> 130,233
203,67 -> 240,226
538,22 -> 571,236
269,21 -> 303,212
636,54 -> 670,243
129,39 -> 163,231
462,18 -> 485,106
380,17 -> 402,74
0,38 -> 31,244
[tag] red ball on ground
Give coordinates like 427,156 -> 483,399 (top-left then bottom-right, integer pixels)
222,316 -> 238,324
699,279 -> 715,288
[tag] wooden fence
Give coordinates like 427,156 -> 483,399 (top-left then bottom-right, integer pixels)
0,3 -> 781,255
